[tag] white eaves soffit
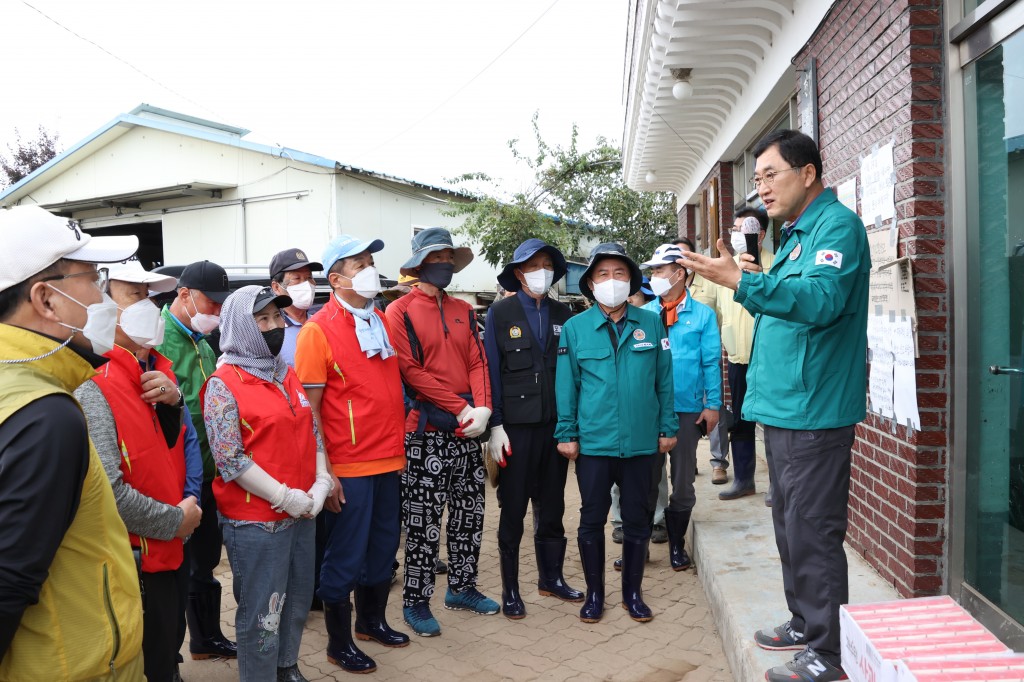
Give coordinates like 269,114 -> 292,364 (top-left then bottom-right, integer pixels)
622,0 -> 836,203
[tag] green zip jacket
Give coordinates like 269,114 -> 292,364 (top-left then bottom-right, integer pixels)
734,189 -> 870,430
555,304 -> 676,457
156,306 -> 217,481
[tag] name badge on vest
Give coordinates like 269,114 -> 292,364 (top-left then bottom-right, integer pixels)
509,325 -> 522,339
553,324 -> 562,336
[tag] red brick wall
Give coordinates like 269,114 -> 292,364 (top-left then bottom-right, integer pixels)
678,203 -> 697,242
796,0 -> 947,597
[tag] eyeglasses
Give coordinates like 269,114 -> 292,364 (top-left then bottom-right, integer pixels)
41,267 -> 109,292
751,167 -> 801,190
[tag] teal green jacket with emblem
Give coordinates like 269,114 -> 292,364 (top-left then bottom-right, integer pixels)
734,188 -> 870,430
156,306 -> 218,481
555,304 -> 676,457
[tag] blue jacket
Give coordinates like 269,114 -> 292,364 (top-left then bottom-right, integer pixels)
555,304 -> 676,457
643,294 -> 721,414
735,189 -> 869,430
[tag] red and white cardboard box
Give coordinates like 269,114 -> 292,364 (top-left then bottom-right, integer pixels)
840,596 -> 1012,682
895,654 -> 1024,681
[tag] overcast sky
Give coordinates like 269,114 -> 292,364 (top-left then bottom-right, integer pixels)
4,0 -> 627,195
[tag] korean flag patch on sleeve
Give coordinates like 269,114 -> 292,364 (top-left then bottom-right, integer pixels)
815,250 -> 843,269
660,338 -> 670,351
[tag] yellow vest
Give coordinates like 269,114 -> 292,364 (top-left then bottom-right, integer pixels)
0,324 -> 143,682
706,249 -> 776,364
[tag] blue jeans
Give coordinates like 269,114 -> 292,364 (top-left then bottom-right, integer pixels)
222,518 -> 315,682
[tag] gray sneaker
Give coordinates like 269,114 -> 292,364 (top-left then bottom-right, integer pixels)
765,648 -> 847,682
754,621 -> 807,651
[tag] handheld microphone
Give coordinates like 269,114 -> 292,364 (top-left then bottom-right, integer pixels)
741,216 -> 762,268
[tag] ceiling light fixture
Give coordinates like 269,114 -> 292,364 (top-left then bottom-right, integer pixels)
671,68 -> 693,100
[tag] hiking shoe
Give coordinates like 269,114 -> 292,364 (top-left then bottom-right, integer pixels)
712,466 -> 728,484
650,524 -> 668,544
434,558 -> 448,574
444,587 -> 499,614
765,648 -> 847,681
611,526 -> 623,544
754,621 -> 807,651
402,603 -> 441,637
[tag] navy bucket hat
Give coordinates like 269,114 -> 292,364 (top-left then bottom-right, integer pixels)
399,227 -> 474,277
579,242 -> 643,300
496,238 -> 568,292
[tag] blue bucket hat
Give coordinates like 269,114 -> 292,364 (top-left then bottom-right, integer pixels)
496,238 -> 568,292
579,242 -> 643,300
399,227 -> 474,277
322,234 -> 384,274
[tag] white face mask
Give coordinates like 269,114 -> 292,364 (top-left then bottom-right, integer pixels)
119,298 -> 165,348
339,266 -> 381,299
649,274 -> 676,298
592,279 -> 631,308
186,292 -> 220,335
48,286 -> 119,355
522,269 -> 554,296
730,231 -> 748,254
285,281 -> 315,310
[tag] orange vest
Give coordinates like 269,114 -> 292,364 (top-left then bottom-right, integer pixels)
209,364 -> 317,522
92,346 -> 186,573
307,296 -> 405,466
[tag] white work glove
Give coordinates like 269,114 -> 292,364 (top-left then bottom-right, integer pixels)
234,462 -> 313,518
488,425 -> 511,467
307,471 -> 335,517
271,486 -> 314,518
457,406 -> 492,440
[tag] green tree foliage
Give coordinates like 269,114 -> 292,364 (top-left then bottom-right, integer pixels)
1,126 -> 60,188
446,114 -> 677,266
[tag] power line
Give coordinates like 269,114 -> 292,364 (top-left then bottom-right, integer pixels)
22,1 -> 218,119
359,0 -> 563,156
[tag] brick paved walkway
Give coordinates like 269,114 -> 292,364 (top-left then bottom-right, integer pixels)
180,456 -> 732,681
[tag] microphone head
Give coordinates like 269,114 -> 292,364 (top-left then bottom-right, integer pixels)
741,216 -> 761,235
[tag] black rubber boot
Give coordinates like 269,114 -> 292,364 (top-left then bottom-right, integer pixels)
719,439 -> 757,500
354,581 -> 410,648
186,587 -> 237,659
498,546 -> 526,619
325,600 -> 377,674
577,537 -> 605,623
663,509 -> 692,571
620,538 -> 653,622
535,538 -> 584,603
276,664 -> 309,682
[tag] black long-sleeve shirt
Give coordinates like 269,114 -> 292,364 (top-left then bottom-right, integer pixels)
0,394 -> 90,658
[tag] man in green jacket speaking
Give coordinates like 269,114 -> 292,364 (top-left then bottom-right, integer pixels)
555,243 -> 677,625
685,129 -> 869,682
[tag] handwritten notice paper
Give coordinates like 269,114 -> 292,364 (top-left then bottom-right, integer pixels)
868,317 -> 895,418
837,177 -> 857,214
867,316 -> 921,430
891,318 -> 921,430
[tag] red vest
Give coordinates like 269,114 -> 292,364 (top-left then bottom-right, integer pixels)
307,296 -> 405,467
209,364 -> 317,522
91,346 -> 186,573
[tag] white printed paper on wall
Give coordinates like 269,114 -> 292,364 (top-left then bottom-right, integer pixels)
860,142 -> 896,229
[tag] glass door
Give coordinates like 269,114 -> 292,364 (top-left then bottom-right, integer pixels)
962,26 -> 1024,635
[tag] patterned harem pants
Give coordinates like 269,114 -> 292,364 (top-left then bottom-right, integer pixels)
401,431 -> 487,607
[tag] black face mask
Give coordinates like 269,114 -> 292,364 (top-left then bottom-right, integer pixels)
418,262 -> 455,289
262,327 -> 285,357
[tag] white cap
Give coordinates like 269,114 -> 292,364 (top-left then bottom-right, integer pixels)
0,205 -> 139,292
640,243 -> 686,269
108,259 -> 178,294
